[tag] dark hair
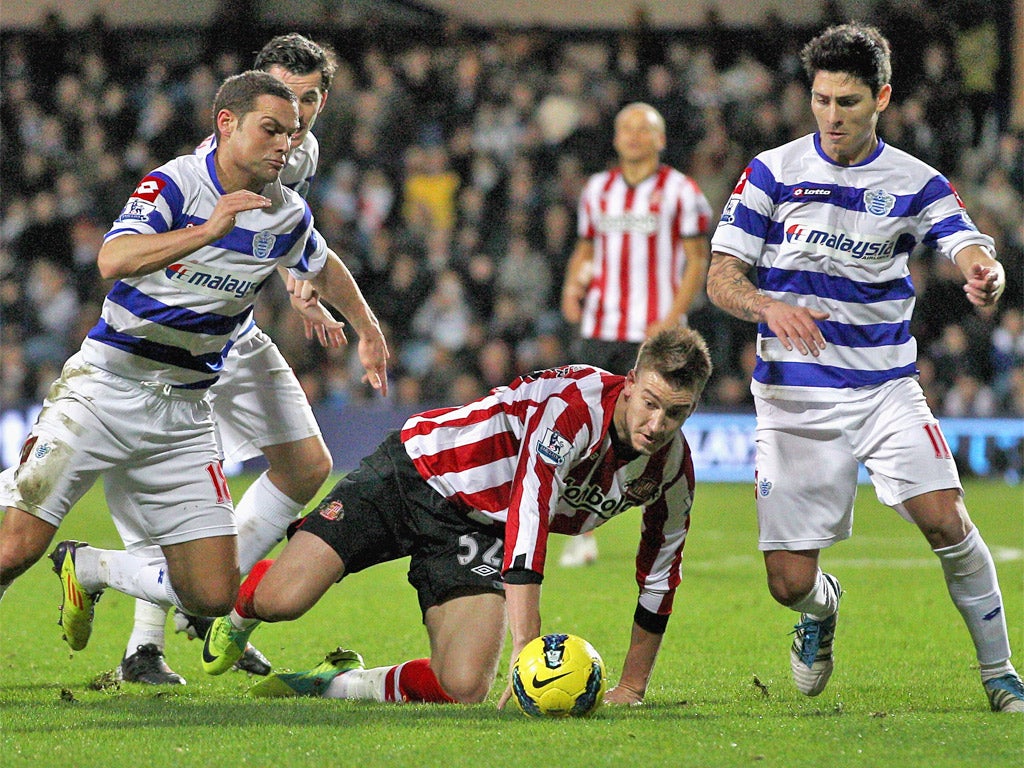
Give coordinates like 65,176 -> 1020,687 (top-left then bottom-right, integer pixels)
212,70 -> 297,138
634,327 -> 713,395
254,33 -> 339,92
800,23 -> 892,96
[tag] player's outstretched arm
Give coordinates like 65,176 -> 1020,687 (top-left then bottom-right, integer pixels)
604,621 -> 663,705
497,581 -> 542,710
306,250 -> 390,394
98,190 -> 271,279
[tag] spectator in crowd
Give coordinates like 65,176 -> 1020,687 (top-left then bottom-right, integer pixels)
0,5 -> 1019,427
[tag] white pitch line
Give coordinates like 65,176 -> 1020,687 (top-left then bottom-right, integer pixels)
687,547 -> 1023,572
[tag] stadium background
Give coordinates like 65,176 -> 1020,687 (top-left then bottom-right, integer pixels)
1,1 -> 1021,478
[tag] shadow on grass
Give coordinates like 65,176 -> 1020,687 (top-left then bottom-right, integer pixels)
2,685 -> 935,736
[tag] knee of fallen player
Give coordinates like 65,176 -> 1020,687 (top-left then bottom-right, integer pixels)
250,577 -> 317,623
435,665 -> 492,704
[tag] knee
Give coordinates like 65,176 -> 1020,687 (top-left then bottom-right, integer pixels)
766,570 -> 816,607
437,669 -> 492,704
178,580 -> 238,618
269,448 -> 332,504
251,585 -> 310,623
295,448 -> 332,490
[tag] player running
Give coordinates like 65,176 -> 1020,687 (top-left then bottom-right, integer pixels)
706,22 -> 1023,712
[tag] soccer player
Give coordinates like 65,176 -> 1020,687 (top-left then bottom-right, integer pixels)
706,23 -> 1023,712
113,34 -> 388,685
201,327 -> 712,707
558,102 -> 712,567
0,71 -> 378,667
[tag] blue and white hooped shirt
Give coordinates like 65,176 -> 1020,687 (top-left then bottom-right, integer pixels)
82,150 -> 328,391
711,132 -> 995,402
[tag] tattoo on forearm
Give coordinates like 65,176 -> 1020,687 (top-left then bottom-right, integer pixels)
707,257 -> 768,323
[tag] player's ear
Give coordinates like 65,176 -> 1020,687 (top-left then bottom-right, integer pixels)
623,368 -> 637,393
215,108 -> 237,140
876,83 -> 892,113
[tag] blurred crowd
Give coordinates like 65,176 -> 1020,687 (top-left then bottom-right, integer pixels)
2,2 -> 1022,418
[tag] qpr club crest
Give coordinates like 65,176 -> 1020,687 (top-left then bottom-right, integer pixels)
252,230 -> 277,259
863,188 -> 896,217
758,476 -> 773,497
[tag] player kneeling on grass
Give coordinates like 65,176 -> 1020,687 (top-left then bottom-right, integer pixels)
201,327 -> 712,706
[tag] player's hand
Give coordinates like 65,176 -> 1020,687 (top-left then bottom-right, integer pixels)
292,297 -> 348,348
286,273 -> 318,304
761,300 -> 830,356
357,327 -> 389,396
497,681 -> 514,710
560,285 -> 584,324
205,190 -> 272,240
963,262 -> 1005,307
604,683 -> 645,706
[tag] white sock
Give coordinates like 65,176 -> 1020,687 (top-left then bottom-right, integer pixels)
789,570 -> 840,621
125,600 -> 169,656
228,609 -> 260,631
235,471 -> 305,574
77,546 -> 187,613
935,528 -> 1012,676
324,666 -> 391,701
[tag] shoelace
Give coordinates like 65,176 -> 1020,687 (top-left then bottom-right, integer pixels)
792,618 -> 823,665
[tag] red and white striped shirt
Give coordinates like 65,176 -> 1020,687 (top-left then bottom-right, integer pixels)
400,365 -> 695,617
578,165 -> 712,342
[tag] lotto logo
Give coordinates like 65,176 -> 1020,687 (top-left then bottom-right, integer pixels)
131,175 -> 166,203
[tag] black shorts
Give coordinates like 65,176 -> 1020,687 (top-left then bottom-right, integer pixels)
289,431 -> 506,615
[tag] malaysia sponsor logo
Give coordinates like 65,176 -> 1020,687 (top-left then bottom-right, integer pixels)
537,428 -> 572,466
784,223 -> 896,260
863,188 -> 896,216
562,477 -> 634,520
164,261 -> 258,299
252,230 -> 277,259
596,211 -> 658,234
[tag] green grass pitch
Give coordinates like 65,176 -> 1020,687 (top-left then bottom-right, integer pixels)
1,478 -> 1021,767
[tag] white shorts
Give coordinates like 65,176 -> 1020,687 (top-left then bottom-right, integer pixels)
3,354 -> 236,551
209,330 -> 321,464
754,377 -> 962,551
